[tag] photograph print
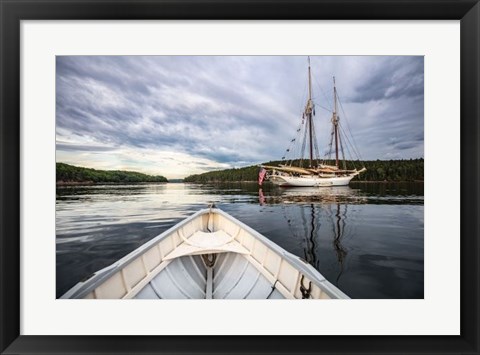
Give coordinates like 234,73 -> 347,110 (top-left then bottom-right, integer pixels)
56,56 -> 424,300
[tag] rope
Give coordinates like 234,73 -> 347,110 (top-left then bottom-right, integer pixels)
322,124 -> 335,164
284,78 -> 309,164
338,122 -> 347,170
299,117 -> 309,167
291,120 -> 305,165
283,117 -> 304,163
300,275 -> 312,299
339,123 -> 363,169
338,124 -> 356,170
313,73 -> 333,112
310,115 -> 321,166
266,280 -> 279,299
336,91 -> 364,161
312,102 -> 332,113
202,254 -> 216,268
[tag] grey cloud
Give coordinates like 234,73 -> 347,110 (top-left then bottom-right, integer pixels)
348,57 -> 424,103
56,142 -> 117,152
394,142 -> 418,150
56,56 -> 424,175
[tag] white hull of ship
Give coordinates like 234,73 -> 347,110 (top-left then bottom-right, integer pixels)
269,174 -> 355,187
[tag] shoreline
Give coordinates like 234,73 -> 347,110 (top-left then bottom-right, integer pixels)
56,180 -> 424,186
351,180 -> 424,184
56,181 -> 168,186
184,180 -> 424,184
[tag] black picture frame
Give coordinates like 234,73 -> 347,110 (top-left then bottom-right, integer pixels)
1,1 -> 479,354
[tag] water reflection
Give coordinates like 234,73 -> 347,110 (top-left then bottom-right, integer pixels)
275,192 -> 350,286
257,185 -> 423,293
56,182 -> 424,298
258,183 -> 423,205
331,203 -> 347,283
266,186 -> 366,205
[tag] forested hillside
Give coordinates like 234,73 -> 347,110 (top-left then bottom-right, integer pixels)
184,159 -> 424,183
56,163 -> 168,184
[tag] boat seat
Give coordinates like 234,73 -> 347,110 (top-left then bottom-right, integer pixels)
163,230 -> 250,261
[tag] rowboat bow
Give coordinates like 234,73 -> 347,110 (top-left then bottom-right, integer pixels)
62,207 -> 349,300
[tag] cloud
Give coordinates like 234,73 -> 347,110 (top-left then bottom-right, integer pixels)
347,57 -> 424,103
56,141 -> 118,152
56,56 -> 424,178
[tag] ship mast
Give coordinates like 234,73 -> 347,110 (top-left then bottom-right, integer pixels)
307,57 -> 314,168
333,76 -> 339,168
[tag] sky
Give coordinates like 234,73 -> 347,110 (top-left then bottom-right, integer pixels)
56,56 -> 424,179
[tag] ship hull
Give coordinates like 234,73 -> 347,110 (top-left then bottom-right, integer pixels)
269,174 -> 355,187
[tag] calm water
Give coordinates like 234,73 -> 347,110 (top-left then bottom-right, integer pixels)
56,182 -> 424,299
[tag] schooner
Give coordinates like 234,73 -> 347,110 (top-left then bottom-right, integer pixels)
260,57 -> 366,187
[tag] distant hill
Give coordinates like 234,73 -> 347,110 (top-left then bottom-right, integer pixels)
184,159 -> 424,183
56,163 -> 168,184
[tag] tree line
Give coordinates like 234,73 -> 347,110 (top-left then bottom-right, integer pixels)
184,159 -> 424,183
57,163 -> 168,184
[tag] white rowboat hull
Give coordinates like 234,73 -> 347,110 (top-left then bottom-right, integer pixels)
61,208 -> 349,300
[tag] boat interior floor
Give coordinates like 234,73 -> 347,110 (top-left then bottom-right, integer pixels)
134,253 -> 285,299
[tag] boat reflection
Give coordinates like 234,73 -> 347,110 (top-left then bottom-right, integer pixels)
259,186 -> 367,205
331,203 -> 347,283
259,187 -> 355,285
